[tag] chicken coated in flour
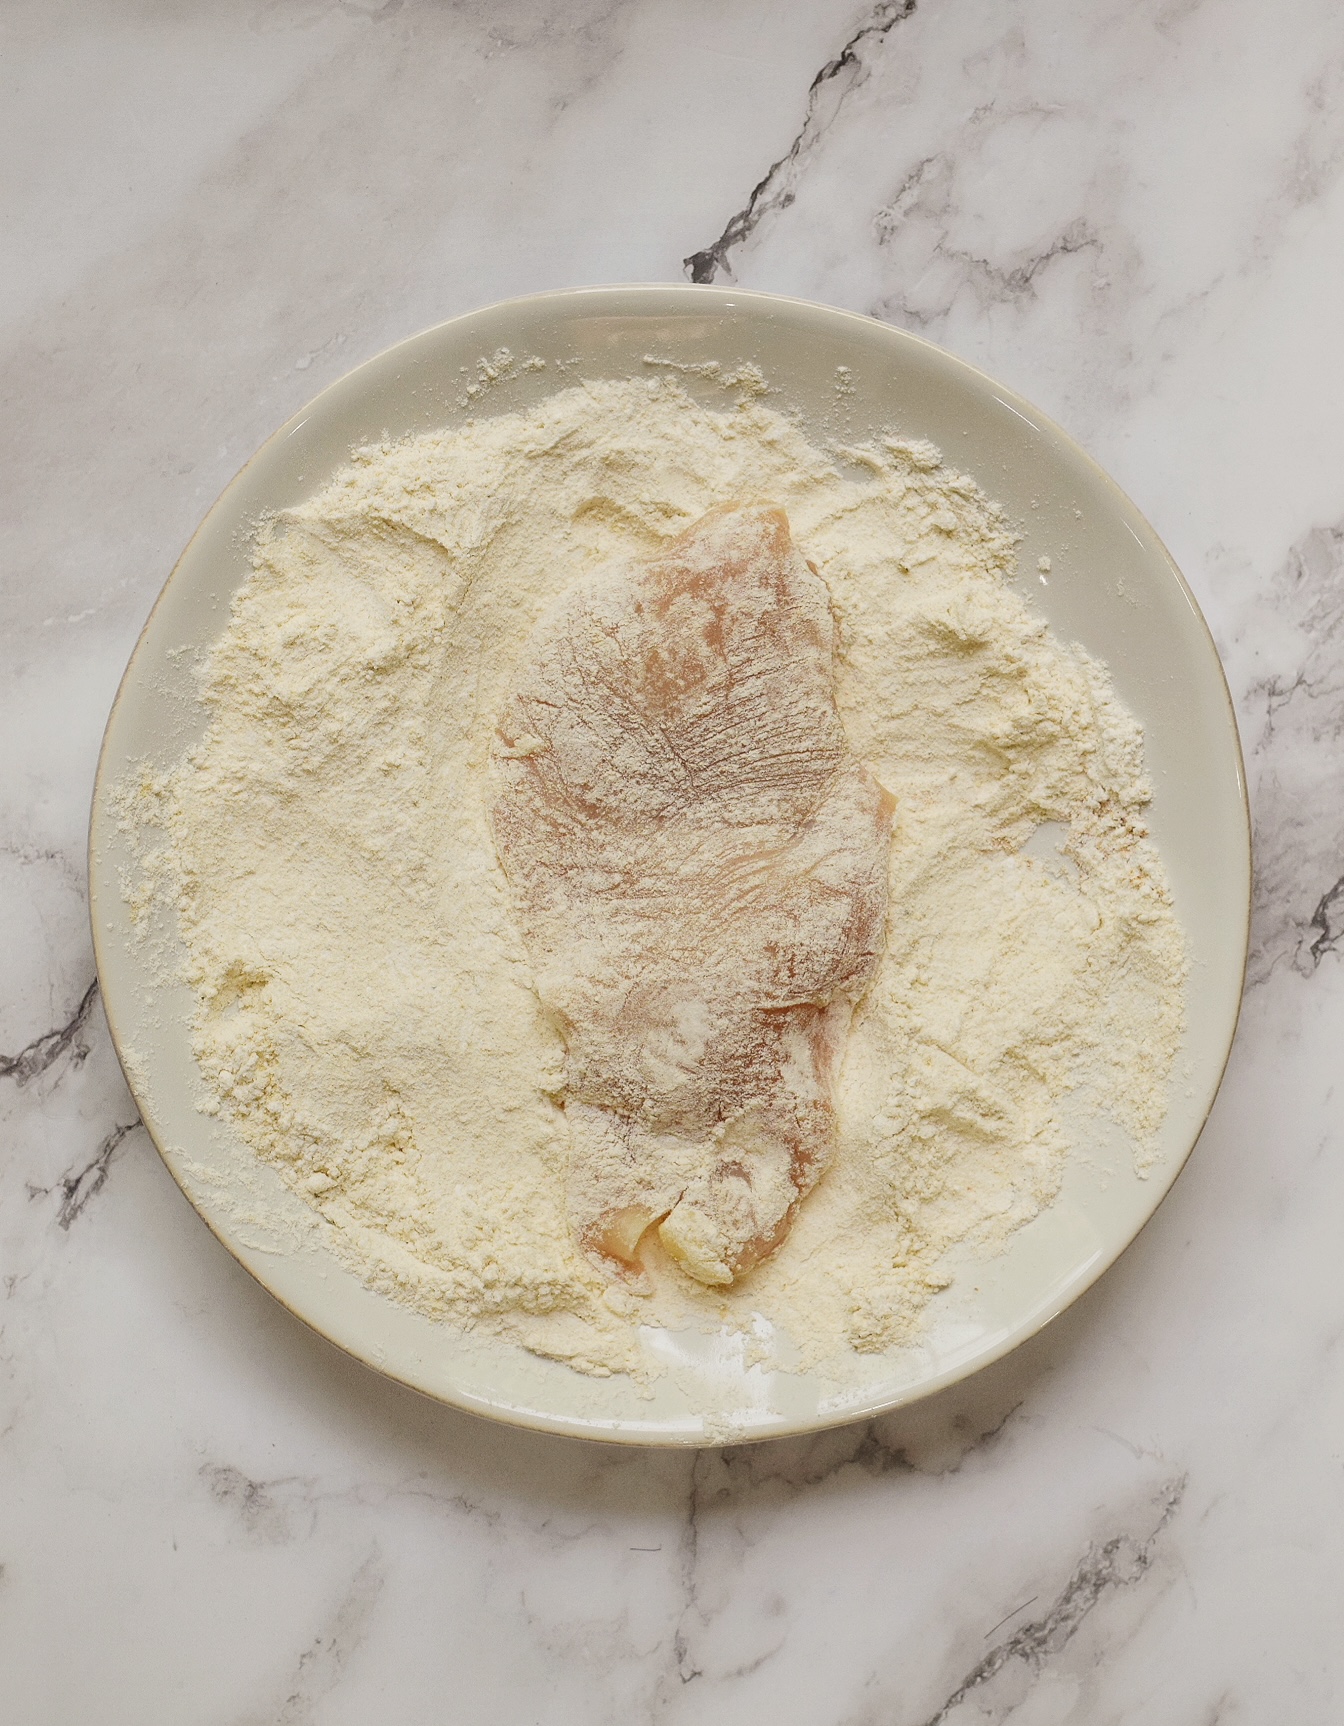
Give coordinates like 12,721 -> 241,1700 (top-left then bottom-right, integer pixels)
490,503 -> 893,1287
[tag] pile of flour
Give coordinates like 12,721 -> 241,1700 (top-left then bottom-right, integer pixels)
122,374 -> 1186,1380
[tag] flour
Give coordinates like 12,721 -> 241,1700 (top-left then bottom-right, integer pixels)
121,376 -> 1186,1381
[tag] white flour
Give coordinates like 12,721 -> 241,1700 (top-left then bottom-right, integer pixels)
122,375 -> 1186,1380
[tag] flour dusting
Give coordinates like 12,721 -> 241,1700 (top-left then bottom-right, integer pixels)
119,376 -> 1186,1380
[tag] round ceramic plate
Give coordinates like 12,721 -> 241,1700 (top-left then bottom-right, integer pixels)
89,286 -> 1249,1444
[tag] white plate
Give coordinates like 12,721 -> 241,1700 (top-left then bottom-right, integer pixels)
89,286 -> 1249,1444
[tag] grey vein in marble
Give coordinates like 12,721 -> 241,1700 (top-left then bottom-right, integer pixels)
25,1117 -> 143,1231
0,978 -> 98,1088
1309,873 -> 1344,965
1235,518 -> 1344,984
914,1478 -> 1185,1726
260,1549 -> 385,1726
684,0 -> 917,284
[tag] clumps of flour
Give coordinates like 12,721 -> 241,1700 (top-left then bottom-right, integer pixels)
120,376 -> 1186,1380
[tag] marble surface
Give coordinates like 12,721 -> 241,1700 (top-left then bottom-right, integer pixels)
4,0 -> 1343,1718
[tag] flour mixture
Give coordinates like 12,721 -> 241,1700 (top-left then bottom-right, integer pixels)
121,373 -> 1187,1380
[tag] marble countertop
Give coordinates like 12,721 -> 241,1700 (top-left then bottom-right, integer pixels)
5,2 -> 1343,1720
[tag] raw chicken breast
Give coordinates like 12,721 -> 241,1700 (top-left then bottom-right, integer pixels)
490,504 -> 893,1286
